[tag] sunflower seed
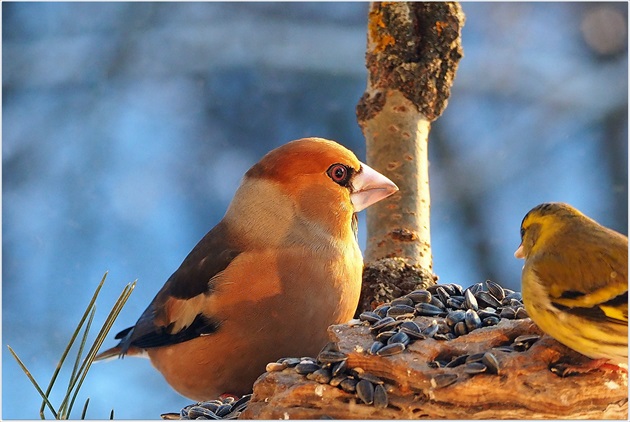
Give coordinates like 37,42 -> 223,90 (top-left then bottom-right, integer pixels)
445,309 -> 467,327
513,334 -> 540,345
464,362 -> 488,375
373,384 -> 388,408
499,307 -> 516,319
436,286 -> 451,304
368,341 -> 385,355
464,309 -> 482,331
477,308 -> 498,319
445,354 -> 468,368
415,303 -> 445,316
515,307 -> 529,319
307,368 -> 332,384
483,316 -> 501,327
401,329 -> 427,341
434,333 -> 455,340
431,373 -> 458,389
451,284 -> 465,296
422,320 -> 439,337
426,284 -> 440,294
446,297 -> 465,309
230,395 -> 251,413
370,316 -> 398,332
493,345 -> 515,353
339,377 -> 358,393
388,331 -> 410,346
358,372 -> 384,385
281,357 -> 301,368
390,297 -> 414,307
454,321 -> 468,336
440,283 -> 462,296
465,352 -> 485,363
485,280 -> 505,300
464,289 -> 479,310
504,291 -> 523,302
187,406 -> 216,419
348,367 -> 364,378
375,330 -> 397,343
356,380 -> 375,405
406,289 -> 432,303
387,304 -> 416,317
375,305 -> 391,319
430,296 -> 447,310
318,350 -> 347,364
359,311 -> 382,323
331,359 -> 348,377
329,374 -> 346,387
468,282 -> 484,296
199,402 -> 220,412
387,305 -> 416,319
295,362 -> 320,375
400,320 -> 421,333
508,298 -> 523,307
513,334 -> 540,351
475,291 -> 503,308
266,362 -> 286,372
376,342 -> 406,356
215,404 -> 232,418
482,352 -> 500,374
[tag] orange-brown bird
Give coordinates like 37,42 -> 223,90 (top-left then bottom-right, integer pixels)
96,137 -> 398,400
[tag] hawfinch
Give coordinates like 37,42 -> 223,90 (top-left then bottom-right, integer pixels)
96,137 -> 398,400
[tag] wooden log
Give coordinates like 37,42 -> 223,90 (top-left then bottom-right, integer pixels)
242,317 -> 628,419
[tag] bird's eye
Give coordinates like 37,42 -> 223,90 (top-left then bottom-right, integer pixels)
327,163 -> 351,186
520,228 -> 525,239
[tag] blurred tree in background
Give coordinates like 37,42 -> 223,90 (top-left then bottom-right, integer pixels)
2,2 -> 627,419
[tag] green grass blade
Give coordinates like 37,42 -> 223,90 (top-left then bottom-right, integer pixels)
60,306 -> 96,419
7,345 -> 58,419
38,272 -> 108,418
80,398 -> 90,420
62,281 -> 136,418
69,306 -> 96,387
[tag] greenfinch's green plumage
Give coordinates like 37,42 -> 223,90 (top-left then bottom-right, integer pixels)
515,202 -> 628,366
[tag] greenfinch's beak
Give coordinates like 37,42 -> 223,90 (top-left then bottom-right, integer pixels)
514,244 -> 525,259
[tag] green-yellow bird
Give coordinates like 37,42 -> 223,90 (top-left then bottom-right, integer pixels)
515,202 -> 628,369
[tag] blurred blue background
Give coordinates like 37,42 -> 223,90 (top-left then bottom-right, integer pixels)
3,2 -> 627,419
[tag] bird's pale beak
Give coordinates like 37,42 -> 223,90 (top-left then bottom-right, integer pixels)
514,244 -> 525,259
350,162 -> 399,212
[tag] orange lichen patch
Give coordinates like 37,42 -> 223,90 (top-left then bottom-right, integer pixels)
368,6 -> 396,54
436,20 -> 448,35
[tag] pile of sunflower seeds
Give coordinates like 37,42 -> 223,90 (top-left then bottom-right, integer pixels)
162,394 -> 251,420
170,281 -> 532,417
266,342 -> 390,409
360,280 -> 529,357
426,333 -> 541,387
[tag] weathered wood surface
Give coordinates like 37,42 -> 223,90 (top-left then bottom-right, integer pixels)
242,317 -> 628,419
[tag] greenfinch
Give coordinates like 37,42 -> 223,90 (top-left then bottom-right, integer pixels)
515,202 -> 628,368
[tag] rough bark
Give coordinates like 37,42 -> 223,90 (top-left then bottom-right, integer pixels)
357,2 -> 464,268
354,257 -> 437,319
243,318 -> 628,419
